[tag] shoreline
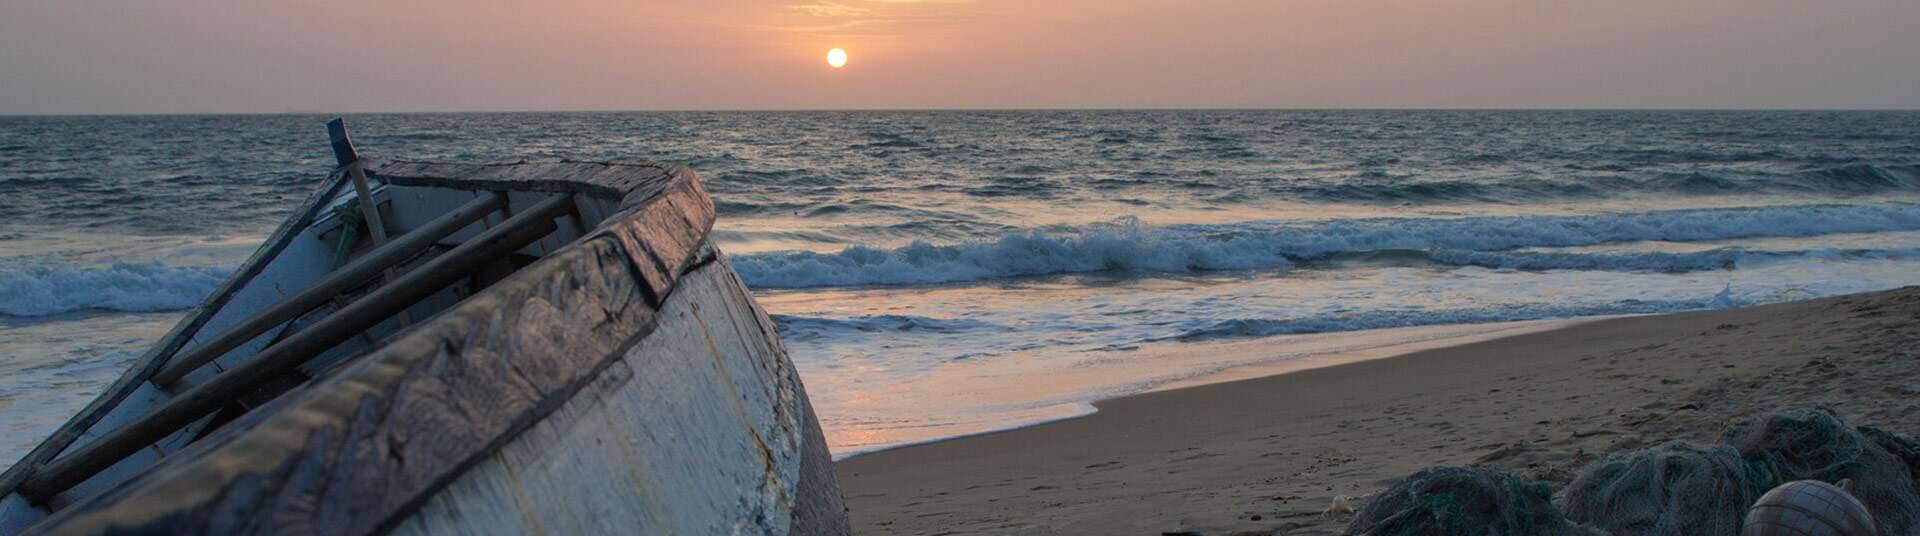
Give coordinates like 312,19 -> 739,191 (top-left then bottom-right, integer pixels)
834,286 -> 1920,534
826,317 -> 1587,462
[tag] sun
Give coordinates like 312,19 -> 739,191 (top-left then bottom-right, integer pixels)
826,48 -> 848,69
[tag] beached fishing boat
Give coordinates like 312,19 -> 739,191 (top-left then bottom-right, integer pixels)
0,120 -> 847,535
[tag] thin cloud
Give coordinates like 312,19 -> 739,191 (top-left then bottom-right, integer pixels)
786,2 -> 869,17
763,0 -> 981,38
757,18 -> 907,33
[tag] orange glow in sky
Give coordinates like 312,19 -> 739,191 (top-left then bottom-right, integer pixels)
1,0 -> 1917,113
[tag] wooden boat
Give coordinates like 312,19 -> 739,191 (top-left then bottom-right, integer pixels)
0,120 -> 848,535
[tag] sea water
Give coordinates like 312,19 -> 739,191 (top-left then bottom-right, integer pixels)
3,110 -> 1918,464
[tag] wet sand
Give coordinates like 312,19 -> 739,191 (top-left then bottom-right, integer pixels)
834,286 -> 1920,535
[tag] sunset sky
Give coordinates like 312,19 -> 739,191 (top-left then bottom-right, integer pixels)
2,0 -> 1917,114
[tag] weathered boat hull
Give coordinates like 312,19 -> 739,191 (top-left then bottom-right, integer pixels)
3,159 -> 847,534
393,257 -> 844,535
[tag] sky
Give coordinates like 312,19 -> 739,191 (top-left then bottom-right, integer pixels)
2,0 -> 1917,114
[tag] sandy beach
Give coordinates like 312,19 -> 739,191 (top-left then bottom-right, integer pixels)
835,286 -> 1920,535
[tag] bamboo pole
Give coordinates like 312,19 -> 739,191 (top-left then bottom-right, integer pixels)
19,194 -> 578,502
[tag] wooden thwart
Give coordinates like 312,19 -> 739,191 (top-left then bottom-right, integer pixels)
17,194 -> 581,502
150,192 -> 508,386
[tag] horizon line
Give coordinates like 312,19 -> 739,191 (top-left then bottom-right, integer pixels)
4,105 -> 1919,118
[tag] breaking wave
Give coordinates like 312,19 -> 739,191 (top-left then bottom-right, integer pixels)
770,314 -> 1008,342
732,204 -> 1920,289
1416,246 -> 1920,273
1161,298 -> 1736,342
734,217 -> 1293,288
0,262 -> 228,317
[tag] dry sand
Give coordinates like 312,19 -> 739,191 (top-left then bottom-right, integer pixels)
834,286 -> 1920,535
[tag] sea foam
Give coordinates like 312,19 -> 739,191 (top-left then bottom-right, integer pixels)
732,204 -> 1920,289
0,262 -> 229,317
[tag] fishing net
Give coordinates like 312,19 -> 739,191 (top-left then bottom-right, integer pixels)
1560,409 -> 1920,536
1863,425 -> 1920,485
1350,410 -> 1920,536
1344,466 -> 1581,536
1556,442 -> 1755,535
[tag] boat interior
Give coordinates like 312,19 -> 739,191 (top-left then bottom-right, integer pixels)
1,121 -> 626,519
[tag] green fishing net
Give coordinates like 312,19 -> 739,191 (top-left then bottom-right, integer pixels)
1349,409 -> 1920,536
1561,409 -> 1919,535
1345,466 -> 1580,536
1556,442 -> 1756,535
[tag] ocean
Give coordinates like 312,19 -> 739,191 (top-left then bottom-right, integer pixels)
3,110 -> 1919,464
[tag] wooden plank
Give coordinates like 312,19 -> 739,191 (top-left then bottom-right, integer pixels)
346,162 -> 395,255
599,174 -> 715,306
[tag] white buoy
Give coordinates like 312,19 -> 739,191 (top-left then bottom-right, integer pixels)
1743,479 -> 1876,536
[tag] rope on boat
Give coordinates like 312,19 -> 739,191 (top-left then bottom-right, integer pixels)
329,200 -> 364,268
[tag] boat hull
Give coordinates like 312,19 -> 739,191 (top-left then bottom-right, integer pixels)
12,161 -> 847,534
